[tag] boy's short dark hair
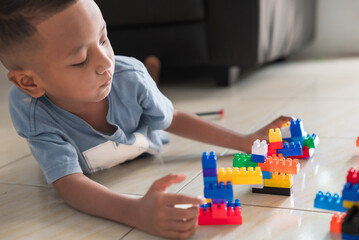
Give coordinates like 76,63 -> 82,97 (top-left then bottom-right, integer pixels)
0,0 -> 78,62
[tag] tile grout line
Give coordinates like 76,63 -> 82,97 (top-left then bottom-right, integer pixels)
119,228 -> 135,240
0,182 -> 50,189
0,152 -> 32,170
240,203 -> 337,215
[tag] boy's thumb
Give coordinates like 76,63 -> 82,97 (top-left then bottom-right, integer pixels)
149,174 -> 186,192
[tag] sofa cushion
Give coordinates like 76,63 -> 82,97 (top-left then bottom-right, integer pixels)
95,0 -> 205,27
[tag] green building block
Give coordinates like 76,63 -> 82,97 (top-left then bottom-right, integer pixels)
233,153 -> 257,169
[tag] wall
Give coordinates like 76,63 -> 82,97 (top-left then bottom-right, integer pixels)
292,0 -> 359,59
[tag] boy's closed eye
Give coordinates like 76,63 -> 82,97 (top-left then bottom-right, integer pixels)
71,38 -> 108,67
72,58 -> 87,67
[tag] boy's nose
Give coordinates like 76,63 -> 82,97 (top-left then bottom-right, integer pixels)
95,50 -> 113,75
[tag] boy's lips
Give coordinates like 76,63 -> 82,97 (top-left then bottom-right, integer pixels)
101,78 -> 112,87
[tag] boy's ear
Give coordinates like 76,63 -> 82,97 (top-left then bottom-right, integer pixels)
8,70 -> 45,98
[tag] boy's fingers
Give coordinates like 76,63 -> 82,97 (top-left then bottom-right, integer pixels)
161,224 -> 197,240
164,193 -> 206,205
149,174 -> 186,192
164,217 -> 198,232
166,206 -> 199,220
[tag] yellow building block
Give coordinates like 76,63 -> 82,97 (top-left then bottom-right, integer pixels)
343,200 -> 359,209
269,128 -> 283,143
218,167 -> 233,183
218,167 -> 263,185
264,172 -> 293,188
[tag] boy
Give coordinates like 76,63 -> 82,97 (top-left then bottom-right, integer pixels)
0,0 -> 291,239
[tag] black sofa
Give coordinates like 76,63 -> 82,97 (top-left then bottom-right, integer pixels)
95,0 -> 316,86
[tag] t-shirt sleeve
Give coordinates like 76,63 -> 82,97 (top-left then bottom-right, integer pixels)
27,133 -> 82,184
138,67 -> 174,130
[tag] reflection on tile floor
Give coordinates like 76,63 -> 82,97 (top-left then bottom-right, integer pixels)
1,57 -> 359,239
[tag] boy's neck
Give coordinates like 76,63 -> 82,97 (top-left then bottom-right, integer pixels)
49,96 -> 116,134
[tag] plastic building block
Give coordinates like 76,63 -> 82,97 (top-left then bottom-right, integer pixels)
331,212 -> 346,233
292,136 -> 305,146
304,134 -> 319,149
267,144 -> 277,157
342,233 -> 359,240
251,154 -> 267,163
291,146 -> 314,159
277,142 -> 303,157
251,139 -> 268,155
212,199 -> 227,205
218,167 -> 263,185
198,200 -> 242,225
212,203 -> 228,219
252,186 -> 292,196
203,168 -> 217,177
314,191 -> 346,212
258,156 -> 300,175
204,176 -> 218,185
342,206 -> 359,237
262,171 -> 271,179
347,168 -> 359,186
202,151 -> 217,169
357,137 -> 359,147
264,172 -> 293,188
342,182 -> 359,202
280,123 -> 292,139
269,128 -> 282,143
344,201 -> 359,209
290,119 -> 305,138
269,141 -> 283,150
204,181 -> 233,201
233,153 -> 257,168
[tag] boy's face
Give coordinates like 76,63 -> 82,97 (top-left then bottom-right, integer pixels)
31,0 -> 115,109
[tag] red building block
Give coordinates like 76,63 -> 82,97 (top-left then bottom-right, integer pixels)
212,203 -> 228,219
357,137 -> 359,147
267,144 -> 277,157
330,212 -> 346,233
198,205 -> 242,225
347,168 -> 359,186
269,141 -> 283,150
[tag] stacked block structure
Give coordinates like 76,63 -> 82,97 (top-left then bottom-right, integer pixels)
314,140 -> 359,239
199,119 -> 317,225
199,152 -> 242,225
280,119 -> 319,159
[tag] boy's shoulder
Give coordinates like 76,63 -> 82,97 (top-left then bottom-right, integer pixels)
114,55 -> 146,74
8,86 -> 60,136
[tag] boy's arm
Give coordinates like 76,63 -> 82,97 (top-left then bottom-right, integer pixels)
53,173 -> 204,239
166,109 -> 292,153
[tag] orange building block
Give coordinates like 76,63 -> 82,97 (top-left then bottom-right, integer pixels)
357,136 -> 359,147
258,156 -> 300,175
330,212 -> 346,233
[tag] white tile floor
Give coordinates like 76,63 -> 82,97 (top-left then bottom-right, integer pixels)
1,57 -> 359,239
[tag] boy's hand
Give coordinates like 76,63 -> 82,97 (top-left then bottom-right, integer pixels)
245,116 -> 293,152
135,174 -> 205,239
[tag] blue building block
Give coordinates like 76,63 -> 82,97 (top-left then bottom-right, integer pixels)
342,183 -> 359,202
251,154 -> 267,163
342,234 -> 359,240
227,199 -> 241,208
204,181 -> 233,202
292,137 -> 305,146
290,119 -> 305,138
203,168 -> 217,177
212,199 -> 227,205
314,191 -> 346,212
262,171 -> 271,179
203,176 -> 218,185
202,152 -> 217,169
277,142 -> 303,157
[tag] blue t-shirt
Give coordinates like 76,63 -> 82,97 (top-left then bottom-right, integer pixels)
9,56 -> 174,184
